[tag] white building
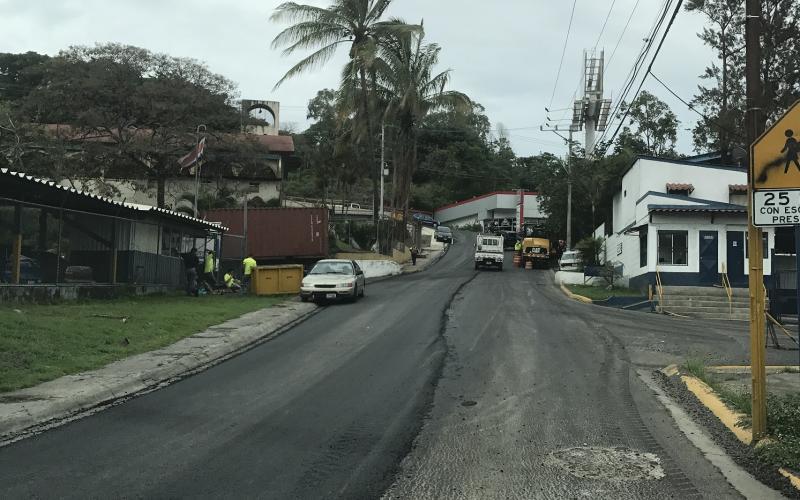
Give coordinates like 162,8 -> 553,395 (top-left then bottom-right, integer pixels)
596,156 -> 777,291
434,191 -> 545,230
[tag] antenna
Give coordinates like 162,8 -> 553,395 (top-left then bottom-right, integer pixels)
571,50 -> 612,157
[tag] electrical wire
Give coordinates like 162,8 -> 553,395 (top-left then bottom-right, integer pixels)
592,0 -> 618,55
649,72 -> 745,141
606,0 -> 642,71
596,0 -> 684,155
592,0 -> 674,153
548,0 -> 578,109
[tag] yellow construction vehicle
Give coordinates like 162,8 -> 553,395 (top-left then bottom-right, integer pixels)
522,237 -> 550,268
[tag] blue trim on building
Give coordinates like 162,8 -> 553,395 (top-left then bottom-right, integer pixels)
635,190 -> 746,209
629,271 -> 773,294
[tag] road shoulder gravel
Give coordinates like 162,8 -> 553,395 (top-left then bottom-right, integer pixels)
655,369 -> 799,498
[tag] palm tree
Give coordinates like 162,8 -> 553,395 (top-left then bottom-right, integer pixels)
375,29 -> 470,220
270,0 -> 419,225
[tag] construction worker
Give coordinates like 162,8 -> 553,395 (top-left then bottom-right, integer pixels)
514,239 -> 522,255
242,254 -> 257,293
223,268 -> 241,292
203,249 -> 216,288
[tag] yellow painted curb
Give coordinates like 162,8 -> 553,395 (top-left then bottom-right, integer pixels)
675,370 -> 800,492
661,364 -> 679,377
559,283 -> 593,304
779,468 -> 800,490
707,365 -> 798,374
680,375 -> 752,445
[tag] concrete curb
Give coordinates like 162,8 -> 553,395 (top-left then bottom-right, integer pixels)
0,300 -> 320,445
660,365 -> 800,493
558,282 -> 593,304
365,244 -> 449,285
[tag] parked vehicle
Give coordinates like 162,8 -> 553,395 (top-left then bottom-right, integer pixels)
299,259 -> 365,303
559,250 -> 582,271
474,234 -> 504,270
522,237 -> 550,268
435,226 -> 453,243
1,255 -> 42,284
501,231 -> 520,250
412,212 -> 439,227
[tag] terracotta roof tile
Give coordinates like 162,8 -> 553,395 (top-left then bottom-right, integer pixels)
666,182 -> 694,193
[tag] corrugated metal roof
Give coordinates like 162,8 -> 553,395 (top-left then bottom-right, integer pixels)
0,168 -> 227,231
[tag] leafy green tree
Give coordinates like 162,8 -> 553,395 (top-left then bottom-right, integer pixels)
618,90 -> 679,157
686,0 -> 800,156
376,29 -> 470,217
0,51 -> 50,101
270,0 -> 420,224
14,44 -> 241,206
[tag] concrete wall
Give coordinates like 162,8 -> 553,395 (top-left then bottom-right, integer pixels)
68,177 -> 281,212
355,259 -> 402,279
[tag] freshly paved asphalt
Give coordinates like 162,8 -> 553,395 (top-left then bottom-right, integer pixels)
0,232 -> 781,498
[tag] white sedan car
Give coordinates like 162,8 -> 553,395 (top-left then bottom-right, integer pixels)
300,259 -> 366,303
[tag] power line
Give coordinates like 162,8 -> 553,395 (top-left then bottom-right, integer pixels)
606,0 -> 642,71
597,0 -> 685,155
548,0 -> 578,109
593,0 -> 674,152
592,0 -> 618,55
649,72 -> 745,141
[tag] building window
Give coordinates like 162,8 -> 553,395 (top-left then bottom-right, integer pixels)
639,228 -> 648,267
658,230 -> 688,265
249,182 -> 261,192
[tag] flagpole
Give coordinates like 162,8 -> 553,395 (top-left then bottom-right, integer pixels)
193,125 -> 207,218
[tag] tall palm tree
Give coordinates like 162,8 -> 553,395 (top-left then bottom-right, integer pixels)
375,29 -> 470,220
270,0 -> 419,225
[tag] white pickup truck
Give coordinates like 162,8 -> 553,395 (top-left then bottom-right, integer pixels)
474,234 -> 504,271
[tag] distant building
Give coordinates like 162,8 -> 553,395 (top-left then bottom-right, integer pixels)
61,99 -> 295,211
434,191 -> 544,231
595,156 -> 780,291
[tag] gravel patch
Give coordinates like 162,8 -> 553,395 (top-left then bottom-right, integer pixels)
654,370 -> 799,498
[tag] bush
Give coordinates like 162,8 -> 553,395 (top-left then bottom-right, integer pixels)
575,236 -> 604,267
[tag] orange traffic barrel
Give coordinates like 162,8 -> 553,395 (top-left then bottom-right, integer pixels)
513,254 -> 521,267
525,260 -> 533,270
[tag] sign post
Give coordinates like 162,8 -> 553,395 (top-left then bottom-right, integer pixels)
750,99 -> 800,440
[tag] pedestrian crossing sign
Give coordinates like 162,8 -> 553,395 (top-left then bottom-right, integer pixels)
751,100 -> 800,226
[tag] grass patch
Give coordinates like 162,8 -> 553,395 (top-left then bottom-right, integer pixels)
565,284 -> 644,301
682,359 -> 800,471
0,294 -> 286,393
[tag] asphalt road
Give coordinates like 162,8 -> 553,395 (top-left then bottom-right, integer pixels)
0,232 -> 777,498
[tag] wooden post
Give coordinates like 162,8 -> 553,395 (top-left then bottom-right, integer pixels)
11,204 -> 22,285
110,220 -> 118,284
745,0 -> 767,440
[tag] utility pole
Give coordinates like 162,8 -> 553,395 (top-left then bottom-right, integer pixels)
380,122 -> 385,221
566,129 -> 573,249
745,0 -> 767,440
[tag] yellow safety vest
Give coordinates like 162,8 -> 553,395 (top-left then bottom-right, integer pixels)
243,257 -> 257,276
204,253 -> 214,274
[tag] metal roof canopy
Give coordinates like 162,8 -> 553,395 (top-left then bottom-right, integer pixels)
0,168 -> 227,232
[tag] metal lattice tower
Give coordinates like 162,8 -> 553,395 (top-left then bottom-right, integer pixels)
570,51 -> 612,157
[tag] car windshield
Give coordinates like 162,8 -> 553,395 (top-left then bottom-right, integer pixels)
438,227 -> 451,233
310,262 -> 353,275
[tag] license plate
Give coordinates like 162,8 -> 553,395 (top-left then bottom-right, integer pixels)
325,293 -> 336,299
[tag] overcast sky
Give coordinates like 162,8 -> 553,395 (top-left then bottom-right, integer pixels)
1,0 -> 715,157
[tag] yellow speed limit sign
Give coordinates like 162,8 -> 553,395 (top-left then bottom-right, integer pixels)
752,100 -> 800,226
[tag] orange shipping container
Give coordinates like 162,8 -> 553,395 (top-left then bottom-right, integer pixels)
204,208 -> 328,260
